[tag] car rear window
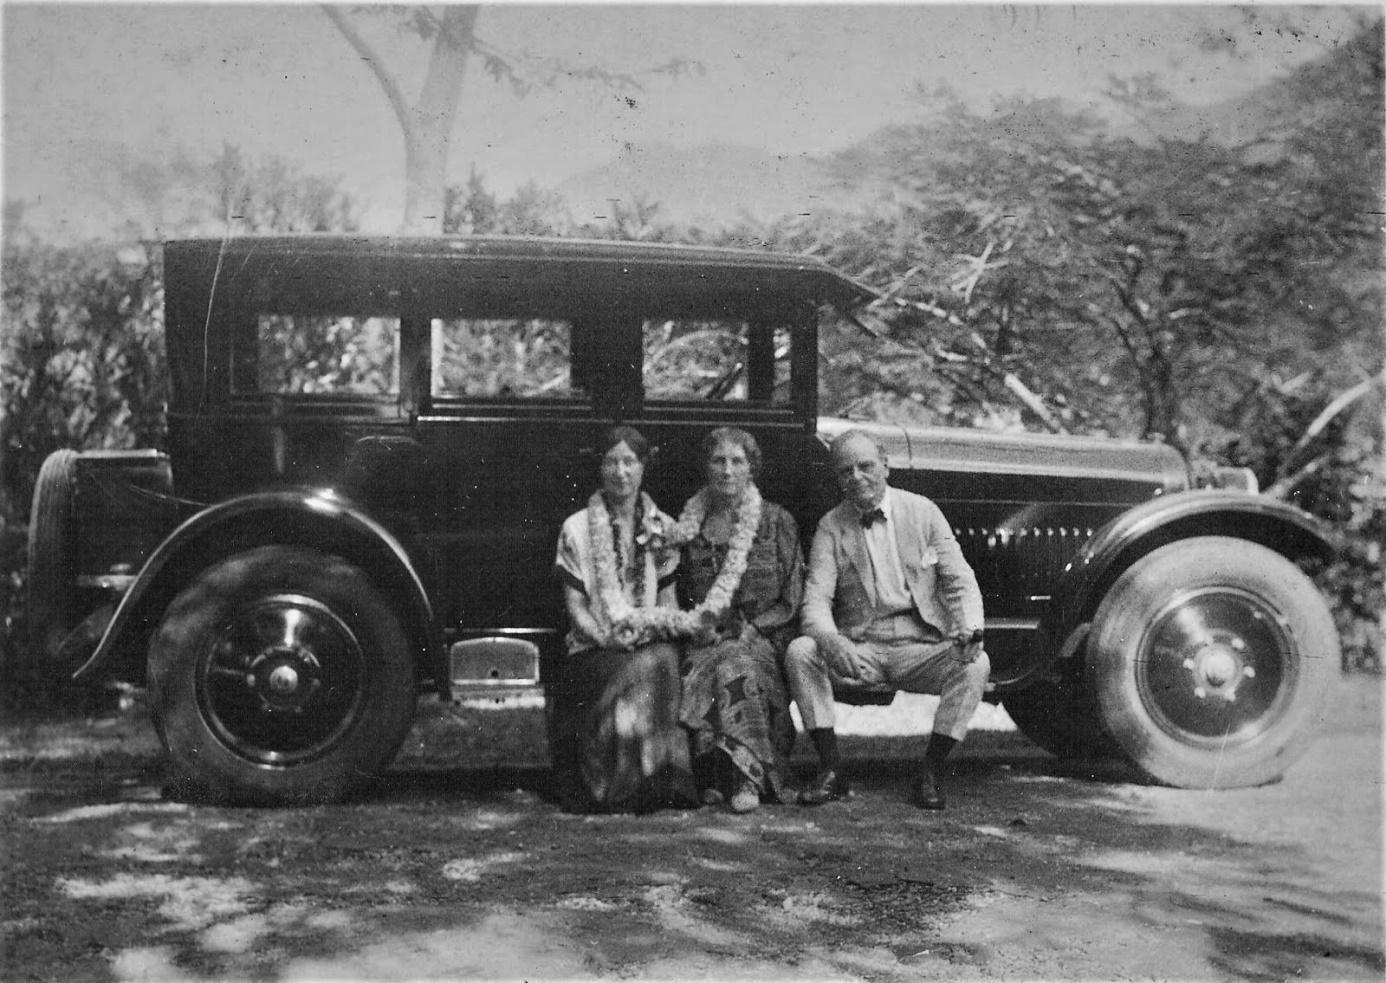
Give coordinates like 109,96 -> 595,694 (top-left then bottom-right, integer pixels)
245,314 -> 400,396
643,318 -> 792,405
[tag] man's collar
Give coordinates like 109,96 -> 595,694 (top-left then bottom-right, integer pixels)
850,487 -> 893,521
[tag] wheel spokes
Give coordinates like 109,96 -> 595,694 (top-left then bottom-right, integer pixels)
198,594 -> 367,766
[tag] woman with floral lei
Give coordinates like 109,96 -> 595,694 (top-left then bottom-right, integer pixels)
550,425 -> 697,813
672,427 -> 804,813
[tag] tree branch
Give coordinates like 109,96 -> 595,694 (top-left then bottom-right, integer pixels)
1271,370 -> 1385,491
1100,308 -> 1141,363
321,5 -> 415,140
1265,452 -> 1330,500
1001,372 -> 1067,433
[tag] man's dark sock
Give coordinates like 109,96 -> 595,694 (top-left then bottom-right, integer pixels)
809,727 -> 840,772
924,734 -> 958,772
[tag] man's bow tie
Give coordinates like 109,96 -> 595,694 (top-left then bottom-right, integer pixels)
860,507 -> 886,528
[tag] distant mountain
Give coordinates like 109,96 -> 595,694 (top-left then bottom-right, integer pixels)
553,141 -> 847,228
551,27 -> 1381,228
1118,24 -> 1381,163
547,91 -> 1291,229
1114,81 -> 1302,167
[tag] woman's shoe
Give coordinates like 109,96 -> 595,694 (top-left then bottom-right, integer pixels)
797,769 -> 849,806
729,780 -> 760,814
700,787 -> 725,807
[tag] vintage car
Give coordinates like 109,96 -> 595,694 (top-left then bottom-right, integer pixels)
27,235 -> 1339,804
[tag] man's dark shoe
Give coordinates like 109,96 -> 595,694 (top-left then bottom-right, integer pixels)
911,767 -> 945,810
797,770 -> 850,806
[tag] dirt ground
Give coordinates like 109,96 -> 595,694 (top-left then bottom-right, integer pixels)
1,678 -> 1381,983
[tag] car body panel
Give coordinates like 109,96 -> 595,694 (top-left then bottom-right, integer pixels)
1046,488 -> 1336,641
73,489 -> 441,691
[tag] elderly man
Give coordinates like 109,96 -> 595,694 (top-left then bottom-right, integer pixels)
786,429 -> 989,809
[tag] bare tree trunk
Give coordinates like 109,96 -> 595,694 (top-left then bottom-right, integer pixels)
402,6 -> 478,233
323,4 -> 479,235
402,130 -> 449,234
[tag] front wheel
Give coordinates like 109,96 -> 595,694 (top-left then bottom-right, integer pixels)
1087,537 -> 1337,789
1003,652 -> 1115,760
148,546 -> 416,805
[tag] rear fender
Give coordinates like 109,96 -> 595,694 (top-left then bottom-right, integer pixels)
1040,489 -> 1336,665
73,490 -> 443,694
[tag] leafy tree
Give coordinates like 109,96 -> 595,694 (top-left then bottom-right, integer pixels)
444,167 -> 501,234
67,143 -> 360,240
770,22 -> 1382,667
797,15 -> 1381,456
1,237 -> 165,513
209,145 -> 360,234
0,234 -> 166,701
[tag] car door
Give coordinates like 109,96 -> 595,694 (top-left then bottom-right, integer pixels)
410,298 -> 643,643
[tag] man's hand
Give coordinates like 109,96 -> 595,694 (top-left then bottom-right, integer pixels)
819,633 -> 870,680
950,630 -> 984,665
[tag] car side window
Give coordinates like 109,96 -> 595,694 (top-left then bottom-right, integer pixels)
642,318 -> 792,404
245,314 -> 400,396
430,317 -> 580,399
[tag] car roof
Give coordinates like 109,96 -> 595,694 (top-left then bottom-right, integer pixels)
161,234 -> 877,311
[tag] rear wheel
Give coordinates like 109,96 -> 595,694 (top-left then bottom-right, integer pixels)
27,450 -> 81,680
1087,537 -> 1337,789
148,546 -> 416,805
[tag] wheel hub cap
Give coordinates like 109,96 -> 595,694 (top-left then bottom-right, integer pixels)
1183,637 -> 1254,700
1139,589 -> 1294,745
198,593 -> 366,766
268,663 -> 299,695
1204,649 -> 1236,687
246,645 -> 322,712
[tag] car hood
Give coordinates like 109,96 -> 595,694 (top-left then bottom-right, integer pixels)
816,417 -> 1189,490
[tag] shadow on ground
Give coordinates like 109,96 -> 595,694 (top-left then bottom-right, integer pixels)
1,686 -> 1381,982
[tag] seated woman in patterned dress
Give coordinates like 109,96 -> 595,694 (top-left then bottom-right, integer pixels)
550,425 -> 697,813
670,427 -> 805,813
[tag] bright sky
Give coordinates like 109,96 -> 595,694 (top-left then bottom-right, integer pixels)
0,3 -> 1368,238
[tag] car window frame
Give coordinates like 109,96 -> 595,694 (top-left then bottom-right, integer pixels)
637,308 -> 816,427
223,295 -> 407,419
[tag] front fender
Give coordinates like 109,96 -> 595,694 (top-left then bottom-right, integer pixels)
1041,489 -> 1336,659
73,489 -> 443,694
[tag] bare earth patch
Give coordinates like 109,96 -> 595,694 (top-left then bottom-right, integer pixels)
1,678 -> 1381,981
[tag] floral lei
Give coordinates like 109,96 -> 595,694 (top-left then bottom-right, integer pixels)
588,484 -> 762,648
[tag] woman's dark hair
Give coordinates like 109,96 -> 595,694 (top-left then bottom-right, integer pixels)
597,424 -> 653,463
702,426 -> 762,480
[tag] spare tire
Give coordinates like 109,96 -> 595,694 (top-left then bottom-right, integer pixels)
27,450 -> 81,680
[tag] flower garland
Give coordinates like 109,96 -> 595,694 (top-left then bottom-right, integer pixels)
587,484 -> 762,648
